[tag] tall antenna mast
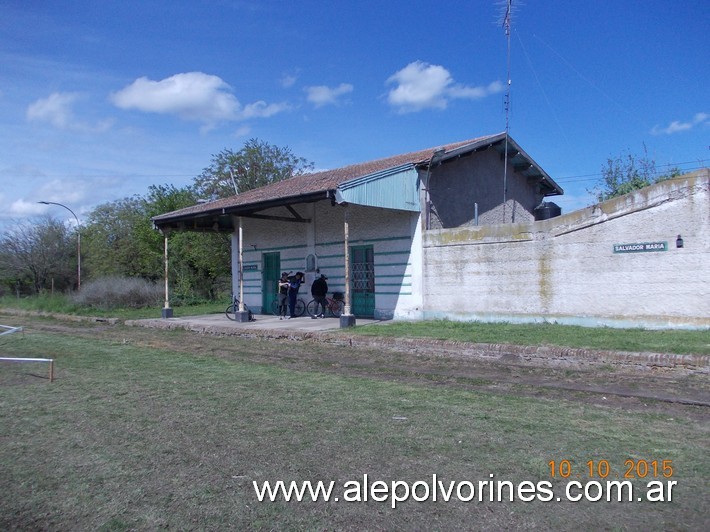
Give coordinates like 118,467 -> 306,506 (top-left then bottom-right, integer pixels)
501,0 -> 512,220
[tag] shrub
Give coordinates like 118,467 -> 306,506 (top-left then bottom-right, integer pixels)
73,276 -> 163,310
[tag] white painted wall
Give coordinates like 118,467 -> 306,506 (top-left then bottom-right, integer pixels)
232,200 -> 421,318
422,171 -> 709,329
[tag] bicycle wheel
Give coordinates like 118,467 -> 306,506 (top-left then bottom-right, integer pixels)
330,299 -> 344,318
306,299 -> 318,317
295,298 -> 306,317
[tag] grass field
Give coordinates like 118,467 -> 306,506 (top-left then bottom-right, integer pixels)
1,319 -> 707,530
3,294 -> 709,355
351,320 -> 710,355
0,294 -> 226,320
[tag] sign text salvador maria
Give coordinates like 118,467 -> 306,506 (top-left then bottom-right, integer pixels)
613,241 -> 668,254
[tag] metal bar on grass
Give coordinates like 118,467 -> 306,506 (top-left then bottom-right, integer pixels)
0,357 -> 55,382
0,325 -> 23,336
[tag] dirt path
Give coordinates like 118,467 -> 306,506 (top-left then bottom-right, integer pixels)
3,313 -> 709,423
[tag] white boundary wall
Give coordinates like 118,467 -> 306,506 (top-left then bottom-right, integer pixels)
422,171 -> 710,329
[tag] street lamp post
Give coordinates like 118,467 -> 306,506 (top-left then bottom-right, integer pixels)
38,201 -> 81,291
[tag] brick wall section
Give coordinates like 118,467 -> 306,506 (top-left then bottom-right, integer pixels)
427,148 -> 544,228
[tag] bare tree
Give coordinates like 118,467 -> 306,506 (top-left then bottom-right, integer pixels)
0,217 -> 75,294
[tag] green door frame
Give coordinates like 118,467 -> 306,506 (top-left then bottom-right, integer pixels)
350,245 -> 375,318
262,252 -> 281,313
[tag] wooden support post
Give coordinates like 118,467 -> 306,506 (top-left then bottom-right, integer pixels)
238,216 -> 244,312
343,208 -> 350,315
340,207 -> 356,327
232,217 -> 250,322
162,234 -> 173,318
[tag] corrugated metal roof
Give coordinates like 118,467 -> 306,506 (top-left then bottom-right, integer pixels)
335,164 -> 420,211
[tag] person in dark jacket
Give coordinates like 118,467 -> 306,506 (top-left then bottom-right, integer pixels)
286,272 -> 304,319
310,274 -> 328,318
277,272 -> 289,319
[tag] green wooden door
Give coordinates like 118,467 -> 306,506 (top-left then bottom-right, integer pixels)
262,252 -> 280,313
350,245 -> 375,318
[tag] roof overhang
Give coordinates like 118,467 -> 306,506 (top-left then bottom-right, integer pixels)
154,165 -> 424,233
153,190 -> 330,233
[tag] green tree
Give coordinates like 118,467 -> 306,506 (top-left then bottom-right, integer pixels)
81,184 -> 231,302
193,138 -> 314,199
144,184 -> 232,301
82,196 -> 150,278
593,145 -> 681,202
0,217 -> 75,294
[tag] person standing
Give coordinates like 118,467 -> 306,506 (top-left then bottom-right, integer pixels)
286,272 -> 304,319
310,274 -> 328,318
277,272 -> 289,319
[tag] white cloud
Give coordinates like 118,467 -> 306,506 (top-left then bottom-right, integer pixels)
281,73 -> 298,88
651,112 -> 709,135
242,100 -> 291,119
110,72 -> 290,126
27,92 -> 79,128
448,80 -> 505,99
111,72 -> 238,121
26,92 -> 114,132
10,198 -> 47,216
233,125 -> 252,137
10,177 -> 101,219
305,83 -> 354,108
386,62 -> 451,111
386,61 -> 504,113
35,179 -> 88,205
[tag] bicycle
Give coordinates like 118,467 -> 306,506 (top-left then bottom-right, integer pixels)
225,295 -> 253,321
306,293 -> 344,318
271,296 -> 306,317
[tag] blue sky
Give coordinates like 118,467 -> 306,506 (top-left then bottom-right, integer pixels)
1,0 -> 708,227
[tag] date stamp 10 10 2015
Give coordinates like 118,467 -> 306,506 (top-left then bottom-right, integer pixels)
548,459 -> 674,480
